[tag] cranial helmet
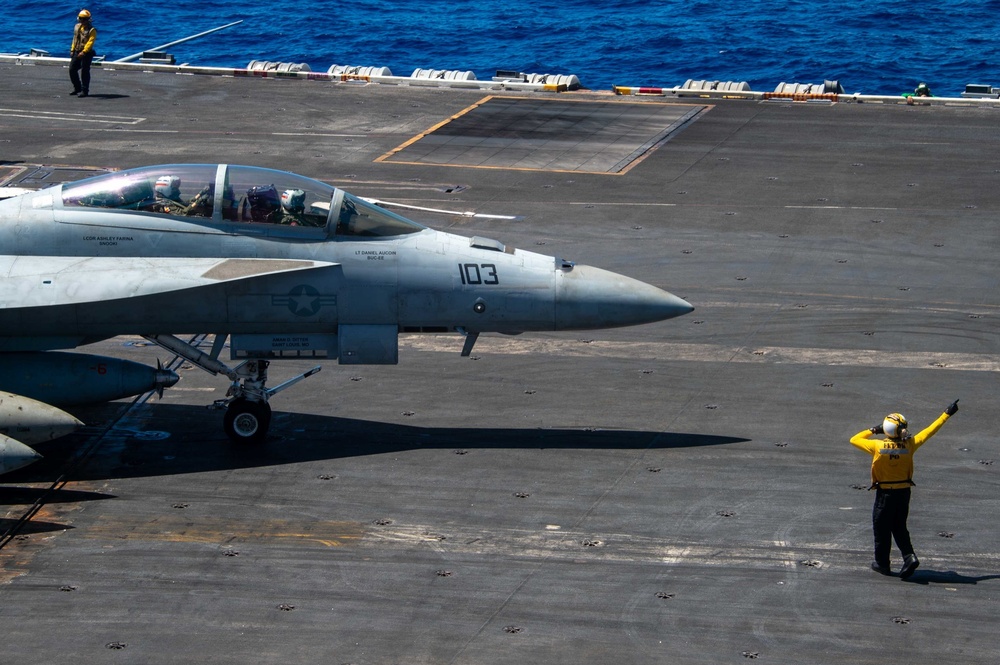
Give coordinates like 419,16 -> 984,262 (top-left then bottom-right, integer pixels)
78,9 -> 91,19
281,188 -> 306,213
883,413 -> 908,439
155,175 -> 181,198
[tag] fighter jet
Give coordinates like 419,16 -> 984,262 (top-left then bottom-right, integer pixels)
0,164 -> 693,466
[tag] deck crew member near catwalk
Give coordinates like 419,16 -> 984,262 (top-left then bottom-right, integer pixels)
69,9 -> 96,97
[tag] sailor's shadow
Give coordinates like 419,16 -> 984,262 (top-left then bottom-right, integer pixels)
71,93 -> 130,100
905,570 -> 1000,585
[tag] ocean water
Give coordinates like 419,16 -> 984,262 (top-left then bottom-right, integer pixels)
5,0 -> 999,96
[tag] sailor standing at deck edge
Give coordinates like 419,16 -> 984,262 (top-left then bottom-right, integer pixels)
850,400 -> 959,579
69,9 -> 96,97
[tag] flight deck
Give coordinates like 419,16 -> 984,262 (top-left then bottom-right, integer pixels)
1,61 -> 999,664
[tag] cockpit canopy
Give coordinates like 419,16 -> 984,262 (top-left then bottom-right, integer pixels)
60,164 -> 425,237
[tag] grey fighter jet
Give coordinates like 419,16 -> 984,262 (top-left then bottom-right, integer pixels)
0,164 -> 692,465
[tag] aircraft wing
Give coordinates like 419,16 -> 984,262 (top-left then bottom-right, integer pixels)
0,187 -> 33,200
0,256 -> 337,308
0,256 -> 342,349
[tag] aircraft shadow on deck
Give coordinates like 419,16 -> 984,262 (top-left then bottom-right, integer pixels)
0,487 -> 116,506
11,403 -> 748,483
0,518 -> 75,536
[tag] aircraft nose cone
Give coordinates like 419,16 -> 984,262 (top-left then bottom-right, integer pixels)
0,436 -> 43,474
555,265 -> 693,330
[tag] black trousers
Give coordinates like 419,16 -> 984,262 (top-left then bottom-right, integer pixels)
69,53 -> 93,93
872,487 -> 914,565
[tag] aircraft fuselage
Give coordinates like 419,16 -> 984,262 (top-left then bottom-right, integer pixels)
0,164 -> 692,356
0,163 -> 693,449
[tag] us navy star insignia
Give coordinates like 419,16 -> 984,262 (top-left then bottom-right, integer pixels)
272,285 -> 336,316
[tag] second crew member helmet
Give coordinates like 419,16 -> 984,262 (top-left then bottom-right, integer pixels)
78,9 -> 92,19
883,413 -> 908,439
281,188 -> 306,213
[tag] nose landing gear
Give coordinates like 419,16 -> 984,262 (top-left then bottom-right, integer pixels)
143,334 -> 320,444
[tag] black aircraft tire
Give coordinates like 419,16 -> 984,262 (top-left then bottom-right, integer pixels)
223,399 -> 271,444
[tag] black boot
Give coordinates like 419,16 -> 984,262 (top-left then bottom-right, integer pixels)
871,561 -> 891,575
900,553 -> 920,579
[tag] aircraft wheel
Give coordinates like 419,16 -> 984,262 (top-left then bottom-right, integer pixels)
223,398 -> 271,444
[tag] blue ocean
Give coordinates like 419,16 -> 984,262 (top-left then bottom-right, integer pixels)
5,0 -> 999,97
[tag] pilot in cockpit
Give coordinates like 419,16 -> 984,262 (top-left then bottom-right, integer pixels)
151,175 -> 189,214
278,188 -> 307,226
245,184 -> 281,223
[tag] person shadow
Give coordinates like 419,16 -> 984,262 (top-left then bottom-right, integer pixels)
904,569 -> 1000,585
74,93 -> 130,100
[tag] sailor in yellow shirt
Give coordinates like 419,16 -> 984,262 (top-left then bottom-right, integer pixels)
69,9 -> 97,97
850,399 -> 959,579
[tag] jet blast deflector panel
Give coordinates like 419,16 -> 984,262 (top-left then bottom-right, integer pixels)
377,97 -> 707,174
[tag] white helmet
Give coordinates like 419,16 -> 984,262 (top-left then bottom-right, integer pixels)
883,413 -> 908,439
154,175 -> 181,199
281,188 -> 305,213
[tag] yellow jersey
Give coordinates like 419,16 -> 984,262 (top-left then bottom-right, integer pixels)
71,23 -> 97,55
850,412 -> 950,489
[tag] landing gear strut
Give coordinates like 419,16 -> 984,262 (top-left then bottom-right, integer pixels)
219,358 -> 271,444
143,334 -> 320,444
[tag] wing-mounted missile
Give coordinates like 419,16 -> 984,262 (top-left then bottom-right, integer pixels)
0,434 -> 43,475
0,390 -> 84,444
0,352 -> 179,406
0,390 -> 85,476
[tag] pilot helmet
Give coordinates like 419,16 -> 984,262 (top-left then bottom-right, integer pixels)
78,9 -> 92,19
154,175 -> 181,198
883,413 -> 908,439
281,188 -> 306,213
